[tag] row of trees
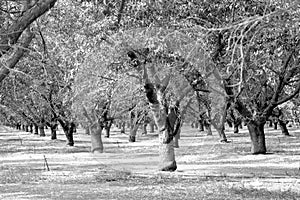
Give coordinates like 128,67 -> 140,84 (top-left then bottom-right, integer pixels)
0,0 -> 299,171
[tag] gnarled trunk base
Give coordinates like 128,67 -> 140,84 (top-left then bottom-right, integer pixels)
247,121 -> 267,154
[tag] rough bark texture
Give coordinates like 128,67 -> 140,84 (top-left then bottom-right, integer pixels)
90,125 -> 103,153
247,121 -> 267,154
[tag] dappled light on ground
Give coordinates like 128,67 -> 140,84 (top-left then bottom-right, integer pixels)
0,125 -> 300,199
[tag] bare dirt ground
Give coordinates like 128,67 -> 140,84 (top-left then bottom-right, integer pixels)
0,124 -> 300,200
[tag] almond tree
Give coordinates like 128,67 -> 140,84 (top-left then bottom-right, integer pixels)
204,1 -> 300,154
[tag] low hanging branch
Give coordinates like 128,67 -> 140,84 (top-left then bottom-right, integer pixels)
0,30 -> 34,83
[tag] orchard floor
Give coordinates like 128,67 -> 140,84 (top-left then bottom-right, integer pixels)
0,124 -> 300,200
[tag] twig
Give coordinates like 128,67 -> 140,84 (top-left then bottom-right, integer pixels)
43,155 -> 50,171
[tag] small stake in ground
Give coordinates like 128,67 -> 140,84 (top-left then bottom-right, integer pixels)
44,155 -> 50,171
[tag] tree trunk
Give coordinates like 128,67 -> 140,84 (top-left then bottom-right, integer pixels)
194,121 -> 199,129
216,126 -> 227,142
120,122 -> 126,133
50,125 -> 57,140
234,119 -> 242,133
205,123 -> 212,136
104,121 -> 112,138
191,122 -> 194,128
59,120 -> 75,146
34,124 -> 38,135
85,127 -> 90,135
278,119 -> 290,136
159,131 -> 176,171
239,122 -> 243,129
233,123 -> 239,133
274,121 -> 278,130
63,123 -> 75,146
247,121 -> 267,154
226,120 -> 233,128
39,126 -> 45,137
174,128 -> 180,148
25,125 -> 29,132
90,125 -> 103,153
149,121 -> 155,133
198,120 -> 204,132
129,124 -> 139,142
29,124 -> 33,133
142,123 -> 147,135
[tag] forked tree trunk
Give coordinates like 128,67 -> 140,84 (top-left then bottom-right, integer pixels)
39,126 -> 45,137
90,124 -> 103,153
247,121 -> 267,154
151,103 -> 178,171
278,119 -> 290,136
